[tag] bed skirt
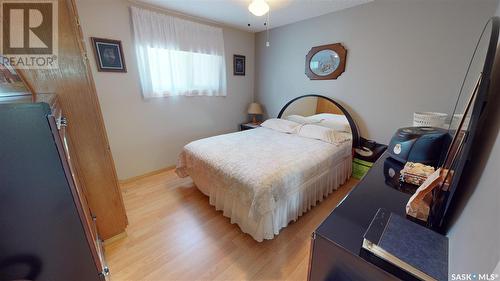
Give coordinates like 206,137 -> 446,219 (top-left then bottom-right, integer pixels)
191,155 -> 352,242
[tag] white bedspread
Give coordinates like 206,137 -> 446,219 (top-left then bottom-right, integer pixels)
176,127 -> 352,241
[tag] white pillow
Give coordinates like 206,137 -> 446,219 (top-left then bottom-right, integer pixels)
284,115 -> 308,124
307,113 -> 351,132
296,124 -> 352,145
309,113 -> 343,120
261,118 -> 300,133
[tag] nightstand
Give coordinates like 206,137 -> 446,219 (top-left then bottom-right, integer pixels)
240,122 -> 261,131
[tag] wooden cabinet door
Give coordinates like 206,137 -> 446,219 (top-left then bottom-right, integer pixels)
16,0 -> 128,239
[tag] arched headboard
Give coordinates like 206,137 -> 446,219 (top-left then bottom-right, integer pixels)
277,94 -> 360,148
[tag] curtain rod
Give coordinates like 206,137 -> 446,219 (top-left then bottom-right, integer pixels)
126,0 -> 244,31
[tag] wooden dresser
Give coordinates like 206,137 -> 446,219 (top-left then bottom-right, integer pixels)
0,94 -> 108,280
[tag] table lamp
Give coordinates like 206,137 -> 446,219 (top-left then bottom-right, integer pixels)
247,102 -> 263,124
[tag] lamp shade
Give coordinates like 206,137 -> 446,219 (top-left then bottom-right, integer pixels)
248,0 -> 269,17
247,102 -> 263,115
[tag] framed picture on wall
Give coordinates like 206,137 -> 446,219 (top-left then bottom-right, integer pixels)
91,37 -> 127,73
233,54 -> 245,76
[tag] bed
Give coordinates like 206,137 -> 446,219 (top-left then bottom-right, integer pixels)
176,95 -> 360,241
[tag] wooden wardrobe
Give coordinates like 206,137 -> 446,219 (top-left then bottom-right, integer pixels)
16,0 -> 128,240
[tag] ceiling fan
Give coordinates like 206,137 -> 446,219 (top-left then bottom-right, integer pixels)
248,0 -> 271,46
248,0 -> 269,16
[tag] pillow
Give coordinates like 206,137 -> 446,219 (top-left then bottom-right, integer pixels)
308,113 -> 343,120
316,119 -> 351,132
261,118 -> 300,133
296,124 -> 352,145
284,115 -> 308,124
286,114 -> 324,125
307,113 -> 351,132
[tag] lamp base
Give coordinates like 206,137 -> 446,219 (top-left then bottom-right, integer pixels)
251,115 -> 257,124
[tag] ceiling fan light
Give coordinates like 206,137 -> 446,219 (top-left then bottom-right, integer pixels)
248,0 -> 269,16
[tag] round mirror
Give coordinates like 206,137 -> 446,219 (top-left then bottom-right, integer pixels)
309,50 -> 340,76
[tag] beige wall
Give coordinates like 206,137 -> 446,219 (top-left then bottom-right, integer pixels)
255,0 -> 497,144
447,3 -> 500,274
75,0 -> 255,180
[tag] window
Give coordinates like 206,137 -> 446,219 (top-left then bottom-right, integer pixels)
131,7 -> 227,98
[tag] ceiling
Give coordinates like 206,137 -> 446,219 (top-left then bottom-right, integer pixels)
138,0 -> 373,32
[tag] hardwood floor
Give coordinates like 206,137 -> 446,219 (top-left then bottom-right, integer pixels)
104,169 -> 358,281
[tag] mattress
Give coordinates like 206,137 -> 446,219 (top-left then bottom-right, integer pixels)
176,127 -> 352,241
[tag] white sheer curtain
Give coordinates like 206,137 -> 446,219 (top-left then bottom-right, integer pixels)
130,6 -> 227,98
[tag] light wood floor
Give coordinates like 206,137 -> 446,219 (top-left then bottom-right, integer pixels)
104,169 -> 358,281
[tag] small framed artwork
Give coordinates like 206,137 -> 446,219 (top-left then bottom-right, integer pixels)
91,37 -> 127,72
233,54 -> 245,76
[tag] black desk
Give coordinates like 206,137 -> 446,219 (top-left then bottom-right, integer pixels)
308,152 -> 418,281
